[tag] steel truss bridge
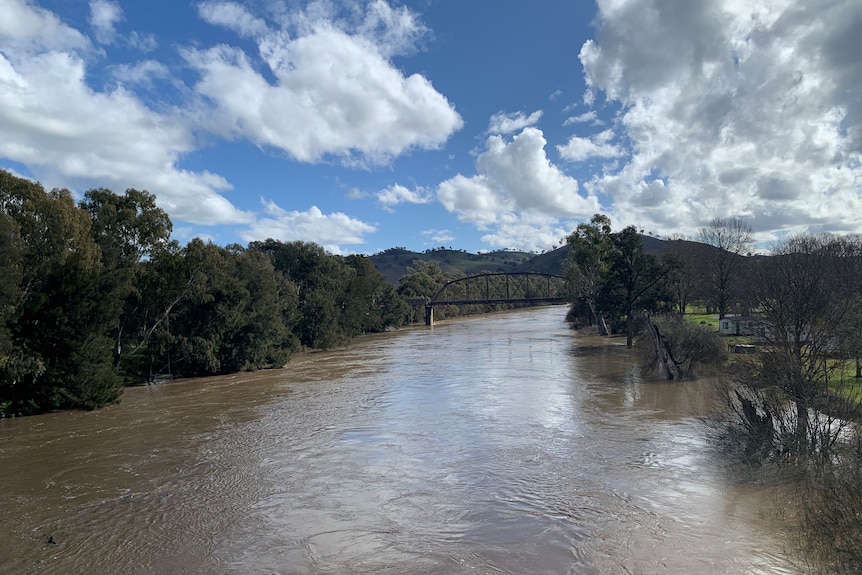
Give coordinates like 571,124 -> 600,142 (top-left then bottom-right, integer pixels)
418,272 -> 568,325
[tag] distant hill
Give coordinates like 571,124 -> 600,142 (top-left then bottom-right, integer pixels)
368,248 -> 536,285
369,235 -> 704,285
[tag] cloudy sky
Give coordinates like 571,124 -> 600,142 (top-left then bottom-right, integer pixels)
1,0 -> 860,253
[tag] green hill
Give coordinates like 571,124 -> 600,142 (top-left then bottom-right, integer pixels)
369,248 -> 537,284
368,235 -> 687,285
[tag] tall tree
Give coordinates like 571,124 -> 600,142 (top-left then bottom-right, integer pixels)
79,188 -> 172,367
664,237 -> 709,314
249,240 -> 350,349
564,214 -> 613,334
341,255 -> 408,335
698,217 -> 754,318
598,226 -> 675,347
0,171 -> 121,412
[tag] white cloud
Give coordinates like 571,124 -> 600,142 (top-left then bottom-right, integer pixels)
358,0 -> 427,57
0,0 -> 250,226
0,0 -> 460,234
436,127 -> 600,249
0,0 -> 90,52
480,213 -> 574,253
488,110 -> 543,135
110,59 -> 169,87
187,3 -> 462,165
558,129 -> 625,162
422,228 -> 454,244
241,201 -> 377,254
376,183 -> 432,211
580,0 -> 862,239
563,111 -> 598,125
197,1 -> 268,38
127,31 -> 158,52
89,0 -> 122,44
438,127 -> 598,219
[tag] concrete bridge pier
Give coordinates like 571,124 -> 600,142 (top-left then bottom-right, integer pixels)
425,304 -> 434,326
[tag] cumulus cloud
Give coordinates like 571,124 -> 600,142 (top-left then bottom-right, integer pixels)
0,0 -> 250,225
0,0 -> 460,234
488,110 -> 543,135
479,213 -> 574,253
0,0 -> 90,52
580,0 -> 862,240
558,129 -> 626,162
241,200 -> 377,254
89,0 -> 122,44
439,127 -> 598,220
188,2 -> 462,165
376,183 -> 432,211
436,127 -> 600,250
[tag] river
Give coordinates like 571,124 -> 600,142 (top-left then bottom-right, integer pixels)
0,306 -> 801,574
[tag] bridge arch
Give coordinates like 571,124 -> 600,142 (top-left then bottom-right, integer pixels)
425,272 -> 568,325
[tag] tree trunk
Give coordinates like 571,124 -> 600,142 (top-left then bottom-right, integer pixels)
646,315 -> 673,380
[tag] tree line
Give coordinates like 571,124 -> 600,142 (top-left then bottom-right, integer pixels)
0,170 -> 549,416
566,213 -> 862,571
0,171 -> 412,415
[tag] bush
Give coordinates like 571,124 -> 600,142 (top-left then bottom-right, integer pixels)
636,313 -> 727,379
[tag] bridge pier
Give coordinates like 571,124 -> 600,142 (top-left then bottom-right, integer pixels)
425,304 -> 434,326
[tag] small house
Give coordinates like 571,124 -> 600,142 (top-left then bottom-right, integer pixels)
719,316 -> 768,337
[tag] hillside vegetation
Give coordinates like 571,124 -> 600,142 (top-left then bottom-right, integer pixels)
369,246 -> 566,284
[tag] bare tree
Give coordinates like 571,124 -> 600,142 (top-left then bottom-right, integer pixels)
698,217 -> 754,318
664,238 -> 708,313
731,234 -> 862,457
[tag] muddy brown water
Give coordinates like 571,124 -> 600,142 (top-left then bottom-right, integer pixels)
0,307 -> 802,574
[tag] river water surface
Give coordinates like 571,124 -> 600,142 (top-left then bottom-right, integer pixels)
1,307 -> 801,574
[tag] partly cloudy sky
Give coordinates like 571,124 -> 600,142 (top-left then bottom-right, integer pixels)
1,0 -> 860,253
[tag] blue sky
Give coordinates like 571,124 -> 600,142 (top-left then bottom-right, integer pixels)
2,0 -> 861,254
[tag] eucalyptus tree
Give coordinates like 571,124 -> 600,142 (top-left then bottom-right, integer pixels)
79,187 -> 172,368
341,254 -> 409,335
0,171 -> 120,412
566,215 -> 674,345
564,214 -> 613,334
249,239 -> 350,349
598,226 -> 676,347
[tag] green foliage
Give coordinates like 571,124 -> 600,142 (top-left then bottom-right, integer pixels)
341,255 -> 409,335
0,171 -> 122,413
0,172 -> 413,414
566,215 -> 674,346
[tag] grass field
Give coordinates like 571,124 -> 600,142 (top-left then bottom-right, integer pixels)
683,309 -> 720,330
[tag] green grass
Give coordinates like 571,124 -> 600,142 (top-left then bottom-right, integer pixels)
684,312 -> 720,329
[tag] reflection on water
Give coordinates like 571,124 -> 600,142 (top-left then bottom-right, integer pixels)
0,307 -> 801,574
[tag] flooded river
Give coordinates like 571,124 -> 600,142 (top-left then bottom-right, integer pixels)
0,307 -> 801,574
